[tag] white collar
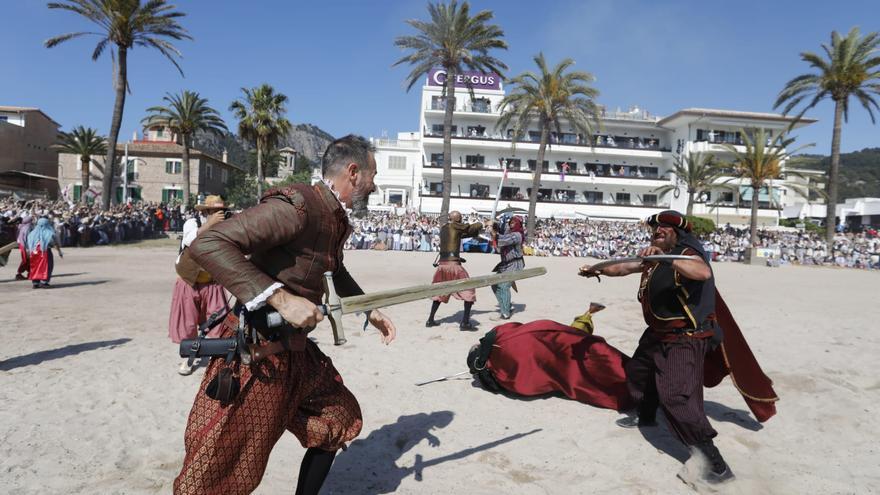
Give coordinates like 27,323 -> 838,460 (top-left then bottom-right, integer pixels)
320,179 -> 353,222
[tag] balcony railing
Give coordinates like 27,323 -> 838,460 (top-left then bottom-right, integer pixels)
423,162 -> 665,180
428,99 -> 495,114
420,191 -> 668,208
423,129 -> 671,152
372,138 -> 420,149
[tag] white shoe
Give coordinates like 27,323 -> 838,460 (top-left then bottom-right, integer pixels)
178,361 -> 195,376
489,314 -> 511,321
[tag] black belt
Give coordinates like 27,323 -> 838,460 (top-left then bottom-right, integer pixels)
670,320 -> 716,335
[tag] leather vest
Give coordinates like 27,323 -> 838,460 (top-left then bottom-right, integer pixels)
250,184 -> 351,304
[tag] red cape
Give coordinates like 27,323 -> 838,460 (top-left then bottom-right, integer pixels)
485,319 -> 634,412
704,291 -> 779,422
483,293 -> 779,422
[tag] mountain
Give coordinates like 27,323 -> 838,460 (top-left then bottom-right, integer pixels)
788,148 -> 880,199
193,123 -> 335,171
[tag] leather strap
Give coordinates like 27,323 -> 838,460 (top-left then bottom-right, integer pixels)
248,331 -> 307,362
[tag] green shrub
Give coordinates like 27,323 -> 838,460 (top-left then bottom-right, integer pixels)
686,215 -> 716,236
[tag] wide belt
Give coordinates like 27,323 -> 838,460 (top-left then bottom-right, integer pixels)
249,326 -> 308,361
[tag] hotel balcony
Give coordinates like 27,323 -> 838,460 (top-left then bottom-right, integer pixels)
422,129 -> 672,155
421,162 -> 670,187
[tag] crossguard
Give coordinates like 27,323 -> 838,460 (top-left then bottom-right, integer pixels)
322,272 -> 346,345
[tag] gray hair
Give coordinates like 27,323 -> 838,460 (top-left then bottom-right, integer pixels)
321,134 -> 376,177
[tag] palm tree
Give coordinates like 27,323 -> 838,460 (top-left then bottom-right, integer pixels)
774,27 -> 880,245
496,53 -> 601,241
142,91 -> 227,206
721,128 -> 813,247
229,84 -> 292,198
46,0 -> 191,209
56,126 -> 107,203
653,151 -> 727,216
394,0 -> 507,217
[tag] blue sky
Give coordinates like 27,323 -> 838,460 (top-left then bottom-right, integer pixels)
2,0 -> 878,154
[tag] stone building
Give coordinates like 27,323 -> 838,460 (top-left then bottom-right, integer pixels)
58,126 -> 243,204
0,106 -> 61,198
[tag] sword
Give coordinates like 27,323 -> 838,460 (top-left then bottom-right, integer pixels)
319,267 -> 547,345
579,254 -> 700,281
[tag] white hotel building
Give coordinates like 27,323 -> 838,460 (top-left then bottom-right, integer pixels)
368,70 -> 818,225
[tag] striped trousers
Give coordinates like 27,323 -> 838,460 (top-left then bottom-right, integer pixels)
625,330 -> 717,445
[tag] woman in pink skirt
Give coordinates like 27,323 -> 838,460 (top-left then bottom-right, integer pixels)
168,196 -> 230,375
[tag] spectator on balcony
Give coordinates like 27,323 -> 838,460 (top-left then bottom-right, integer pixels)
608,136 -> 616,147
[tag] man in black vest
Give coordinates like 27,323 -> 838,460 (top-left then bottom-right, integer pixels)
579,210 -> 734,485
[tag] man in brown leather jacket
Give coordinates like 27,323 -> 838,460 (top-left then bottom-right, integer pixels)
173,135 -> 397,495
425,211 -> 486,330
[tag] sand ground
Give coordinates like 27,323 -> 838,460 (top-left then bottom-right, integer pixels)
1,245 -> 878,494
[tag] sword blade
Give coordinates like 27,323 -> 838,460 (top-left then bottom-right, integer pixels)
588,254 -> 699,273
339,266 -> 547,314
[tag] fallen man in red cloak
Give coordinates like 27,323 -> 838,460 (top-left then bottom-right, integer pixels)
467,300 -> 778,422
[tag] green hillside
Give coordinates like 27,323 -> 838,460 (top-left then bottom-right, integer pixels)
789,148 -> 880,199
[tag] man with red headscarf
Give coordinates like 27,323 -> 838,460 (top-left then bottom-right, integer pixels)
489,215 -> 525,320
579,210 -> 770,485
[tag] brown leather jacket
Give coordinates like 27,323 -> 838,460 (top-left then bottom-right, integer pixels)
189,182 -> 363,305
438,221 -> 483,262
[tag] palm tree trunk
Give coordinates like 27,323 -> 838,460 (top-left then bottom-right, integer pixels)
440,68 -> 456,218
750,184 -> 759,247
181,134 -> 191,209
103,46 -> 127,209
256,139 -> 263,199
527,124 -> 549,243
686,190 -> 694,216
825,99 -> 844,247
81,156 -> 90,204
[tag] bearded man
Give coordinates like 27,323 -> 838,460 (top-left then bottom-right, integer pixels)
579,210 -> 735,485
174,135 -> 398,495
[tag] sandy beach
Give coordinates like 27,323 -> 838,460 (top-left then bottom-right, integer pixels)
1,245 -> 878,494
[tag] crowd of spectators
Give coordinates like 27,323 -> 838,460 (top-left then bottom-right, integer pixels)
1,197 -> 190,247
345,212 -> 880,270
4,199 -> 878,270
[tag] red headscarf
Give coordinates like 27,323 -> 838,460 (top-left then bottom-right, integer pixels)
509,216 -> 525,237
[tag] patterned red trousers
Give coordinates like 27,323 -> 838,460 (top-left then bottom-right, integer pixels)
173,318 -> 362,494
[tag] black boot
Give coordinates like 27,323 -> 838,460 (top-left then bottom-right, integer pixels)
695,440 -> 735,484
460,302 -> 475,331
426,301 -> 441,327
295,448 -> 337,495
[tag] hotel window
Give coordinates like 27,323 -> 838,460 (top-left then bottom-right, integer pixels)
502,158 -> 521,170
388,156 -> 407,170
469,184 -> 490,198
429,182 -> 444,194
527,131 -> 542,142
165,160 -> 182,174
471,98 -> 491,113
206,163 -> 213,179
125,159 -> 137,181
616,192 -> 631,204
527,160 -> 549,172
465,155 -> 484,168
583,191 -> 603,203
431,96 -> 447,110
429,153 -> 444,166
556,161 -> 577,173
466,125 -> 487,137
527,188 -> 553,200
431,124 -> 456,136
642,194 -> 658,206
721,192 -> 734,203
500,186 -> 520,199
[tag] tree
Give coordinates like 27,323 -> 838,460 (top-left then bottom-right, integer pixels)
229,84 -> 292,199
394,0 -> 507,217
774,27 -> 880,245
56,126 -> 107,203
721,128 -> 813,247
142,91 -> 227,207
496,53 -> 601,241
46,0 -> 191,210
653,151 -> 727,216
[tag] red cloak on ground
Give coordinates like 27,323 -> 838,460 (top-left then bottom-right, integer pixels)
480,319 -> 634,412
478,292 -> 779,422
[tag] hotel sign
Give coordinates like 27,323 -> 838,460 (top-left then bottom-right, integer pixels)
427,68 -> 501,90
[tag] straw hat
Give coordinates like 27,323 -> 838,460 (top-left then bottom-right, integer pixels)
195,195 -> 227,211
